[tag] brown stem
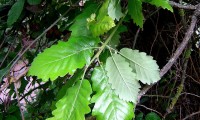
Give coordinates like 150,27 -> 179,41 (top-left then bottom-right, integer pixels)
138,4 -> 200,101
9,4 -> 76,71
169,1 -> 197,10
182,111 -> 200,120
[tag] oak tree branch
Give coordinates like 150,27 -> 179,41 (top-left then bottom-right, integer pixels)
138,3 -> 200,101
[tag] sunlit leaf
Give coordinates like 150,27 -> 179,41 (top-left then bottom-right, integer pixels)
97,0 -> 109,20
28,4 -> 100,81
47,80 -> 92,120
28,36 -> 99,81
120,48 -> 160,84
87,0 -> 115,37
88,15 -> 115,37
105,54 -> 141,103
91,67 -> 134,120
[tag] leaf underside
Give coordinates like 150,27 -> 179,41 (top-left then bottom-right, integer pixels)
91,67 -> 134,120
108,0 -> 124,21
120,48 -> 160,84
105,54 -> 141,103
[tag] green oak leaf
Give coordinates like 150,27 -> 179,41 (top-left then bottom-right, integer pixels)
91,67 -> 134,120
29,4 -> 100,81
105,54 -> 141,103
56,69 -> 84,100
146,0 -> 173,12
108,0 -> 124,21
88,15 -> 115,37
70,4 -> 98,37
87,0 -> 115,37
120,48 -> 160,84
97,0 -> 109,20
47,80 -> 92,120
7,0 -> 25,26
128,0 -> 144,28
28,36 -> 99,81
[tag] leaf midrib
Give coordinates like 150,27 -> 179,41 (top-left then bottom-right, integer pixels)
119,52 -> 158,71
40,47 -> 93,66
111,55 -> 132,98
67,80 -> 83,120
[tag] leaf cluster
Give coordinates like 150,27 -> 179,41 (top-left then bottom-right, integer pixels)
0,0 -> 173,119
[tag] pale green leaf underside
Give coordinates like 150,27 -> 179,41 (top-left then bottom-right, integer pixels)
128,0 -> 144,28
28,36 -> 99,81
105,54 -> 141,103
91,67 -> 134,120
47,80 -> 92,120
148,0 -> 173,12
120,48 -> 160,84
7,0 -> 25,26
108,0 -> 124,21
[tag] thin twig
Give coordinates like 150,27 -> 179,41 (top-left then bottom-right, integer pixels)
138,4 -> 200,101
169,1 -> 197,10
182,111 -> 200,120
0,46 -> 11,68
165,45 -> 190,117
138,104 -> 164,118
143,94 -> 170,98
10,5 -> 75,70
0,36 -> 5,49
181,92 -> 200,99
81,10 -> 128,79
132,28 -> 140,49
19,81 -> 50,101
160,5 -> 200,77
